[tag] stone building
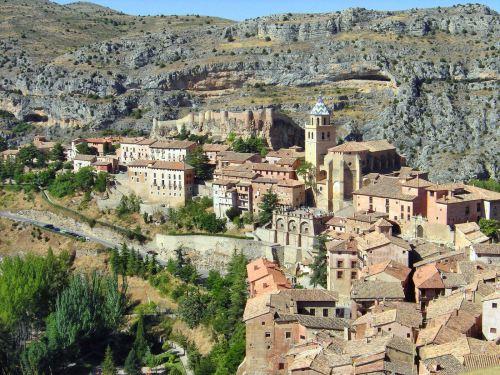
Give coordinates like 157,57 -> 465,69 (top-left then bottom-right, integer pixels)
326,237 -> 360,297
470,243 -> 500,265
254,208 -> 332,265
127,160 -> 195,207
482,291 -> 500,341
118,138 -> 196,165
202,143 -> 230,165
318,141 -> 406,212
247,258 -> 292,298
239,289 -> 347,374
73,154 -> 96,172
352,302 -> 422,341
304,97 -> 336,174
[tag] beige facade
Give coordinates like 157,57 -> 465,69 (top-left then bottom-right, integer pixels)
482,292 -> 500,341
119,138 -> 196,165
127,160 -> 194,207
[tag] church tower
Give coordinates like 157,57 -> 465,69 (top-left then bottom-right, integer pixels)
305,97 -> 336,174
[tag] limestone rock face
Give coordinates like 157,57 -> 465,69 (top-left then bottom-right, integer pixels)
0,3 -> 498,180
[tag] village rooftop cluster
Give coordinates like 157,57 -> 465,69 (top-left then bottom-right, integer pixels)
2,98 -> 499,374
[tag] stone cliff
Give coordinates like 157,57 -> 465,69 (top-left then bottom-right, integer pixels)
0,1 -> 498,181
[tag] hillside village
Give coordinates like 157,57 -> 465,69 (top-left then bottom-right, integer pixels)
0,96 -> 498,374
0,1 -> 499,374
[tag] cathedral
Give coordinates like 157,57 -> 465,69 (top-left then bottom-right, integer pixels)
304,97 -> 405,212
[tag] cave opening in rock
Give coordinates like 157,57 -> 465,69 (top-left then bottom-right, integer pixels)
24,113 -> 48,123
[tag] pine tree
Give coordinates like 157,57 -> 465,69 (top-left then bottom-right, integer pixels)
120,244 -> 129,275
101,345 -> 117,375
124,348 -> 141,375
133,314 -> 149,362
109,248 -> 120,275
310,235 -> 328,288
258,188 -> 278,226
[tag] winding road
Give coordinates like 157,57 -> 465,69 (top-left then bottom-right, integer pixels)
0,211 -> 118,248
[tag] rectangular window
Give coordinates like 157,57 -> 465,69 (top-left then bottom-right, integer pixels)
369,197 -> 373,203
386,206 -> 389,213
490,328 -> 497,333
285,331 -> 291,339
477,203 -> 481,212
337,260 -> 344,268
279,363 -> 285,370
493,303 -> 498,309
385,199 -> 389,206
401,205 -> 404,211
323,309 -> 328,317
351,271 -> 357,280
265,332 -> 271,338
337,271 -> 344,279
465,206 -> 470,215
351,261 -> 357,268
310,308 -> 316,316
407,206 -> 411,212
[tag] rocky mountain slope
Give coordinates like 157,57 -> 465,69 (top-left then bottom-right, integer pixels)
0,1 -> 498,181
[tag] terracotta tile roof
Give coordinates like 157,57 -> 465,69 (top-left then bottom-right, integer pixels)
401,178 -> 433,188
74,154 -> 97,162
280,289 -> 338,303
363,140 -> 397,152
118,137 -> 145,144
371,307 -> 422,328
413,264 -> 445,289
351,281 -> 405,300
328,142 -> 369,153
472,243 -> 500,256
326,238 -> 358,253
419,336 -> 472,361
252,163 -> 294,173
349,211 -> 388,223
276,157 -> 299,166
218,151 -> 258,163
457,261 -> 500,284
136,138 -> 157,145
357,231 -> 411,251
464,354 -> 500,371
413,251 -> 466,267
416,325 -> 464,347
483,290 -> 500,301
128,159 -> 152,167
151,161 -> 194,171
276,313 -> 348,330
242,293 -> 274,321
362,260 -> 411,282
267,149 -> 304,158
427,183 -> 500,202
440,272 -> 467,288
374,218 -> 393,227
326,217 -> 346,227
202,143 -> 230,152
353,176 -> 416,201
422,354 -> 465,375
426,292 -> 481,321
151,140 -> 196,149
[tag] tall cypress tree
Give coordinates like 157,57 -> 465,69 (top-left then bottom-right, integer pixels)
124,348 -> 141,375
133,314 -> 149,362
310,234 -> 328,288
101,345 -> 117,375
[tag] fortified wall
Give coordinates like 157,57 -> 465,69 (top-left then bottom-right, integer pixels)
151,108 -> 304,149
154,233 -> 282,274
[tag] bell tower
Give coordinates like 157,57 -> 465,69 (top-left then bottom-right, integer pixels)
305,97 -> 336,174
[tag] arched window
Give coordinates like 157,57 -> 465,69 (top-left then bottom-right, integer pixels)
316,117 -> 319,126
323,117 -> 326,125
